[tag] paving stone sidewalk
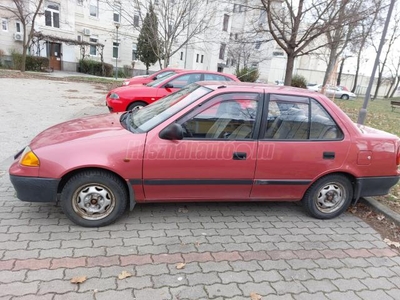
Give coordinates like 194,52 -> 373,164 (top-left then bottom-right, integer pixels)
0,75 -> 400,299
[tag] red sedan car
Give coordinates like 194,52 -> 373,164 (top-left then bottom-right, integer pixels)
122,68 -> 181,86
107,70 -> 239,112
10,82 -> 400,227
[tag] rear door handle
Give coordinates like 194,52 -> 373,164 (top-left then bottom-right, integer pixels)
233,152 -> 247,160
323,152 -> 335,159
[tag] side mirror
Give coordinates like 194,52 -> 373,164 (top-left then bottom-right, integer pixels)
164,83 -> 174,89
159,123 -> 183,140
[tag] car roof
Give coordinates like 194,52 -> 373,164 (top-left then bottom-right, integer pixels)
197,81 -> 318,95
172,70 -> 237,78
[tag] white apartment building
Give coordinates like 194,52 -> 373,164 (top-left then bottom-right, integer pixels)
0,0 -> 287,82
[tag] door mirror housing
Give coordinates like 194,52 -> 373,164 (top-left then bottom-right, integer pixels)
164,83 -> 174,89
159,123 -> 183,140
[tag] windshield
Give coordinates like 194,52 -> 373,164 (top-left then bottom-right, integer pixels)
129,84 -> 212,132
146,72 -> 176,87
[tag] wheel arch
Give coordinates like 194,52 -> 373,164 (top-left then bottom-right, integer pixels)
57,167 -> 136,211
309,171 -> 357,202
126,100 -> 147,111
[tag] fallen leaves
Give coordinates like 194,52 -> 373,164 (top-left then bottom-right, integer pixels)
250,292 -> 262,300
384,238 -> 400,248
70,276 -> 87,284
377,214 -> 385,221
178,206 -> 189,213
176,263 -> 186,269
118,271 -> 133,280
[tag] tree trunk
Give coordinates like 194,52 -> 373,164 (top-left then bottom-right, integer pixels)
323,48 -> 337,86
21,44 -> 27,72
351,53 -> 361,93
390,76 -> 400,98
385,78 -> 395,98
337,58 -> 346,86
284,52 -> 295,86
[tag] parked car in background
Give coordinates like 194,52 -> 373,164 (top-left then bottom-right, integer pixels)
10,82 -> 400,227
307,84 -> 356,100
122,68 -> 181,86
107,70 -> 239,112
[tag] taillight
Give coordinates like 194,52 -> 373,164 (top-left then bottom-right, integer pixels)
397,146 -> 400,165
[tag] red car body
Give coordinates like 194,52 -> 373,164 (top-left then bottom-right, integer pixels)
10,82 -> 400,227
107,70 -> 240,112
122,68 -> 181,86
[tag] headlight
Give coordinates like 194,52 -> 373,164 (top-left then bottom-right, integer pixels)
122,81 -> 129,86
19,146 -> 40,167
109,93 -> 120,99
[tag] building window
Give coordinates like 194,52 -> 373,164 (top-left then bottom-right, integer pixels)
45,4 -> 60,28
196,54 -> 199,63
233,4 -> 238,13
259,10 -> 266,25
154,0 -> 159,4
76,0 -> 83,5
219,43 -> 226,60
133,14 -> 139,27
180,52 -> 183,60
132,43 -> 137,60
223,14 -> 229,31
113,3 -> 121,23
255,41 -> 261,49
90,38 -> 98,55
234,33 -> 238,40
16,21 -> 21,33
113,42 -> 119,58
90,0 -> 99,17
2,19 -> 8,31
201,55 -> 204,63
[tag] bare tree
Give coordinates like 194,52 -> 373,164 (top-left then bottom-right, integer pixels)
348,0 -> 384,93
385,49 -> 400,98
370,9 -> 400,99
0,0 -> 44,72
260,0 -> 346,85
106,0 -> 217,68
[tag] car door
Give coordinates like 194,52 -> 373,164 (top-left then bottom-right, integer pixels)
251,93 -> 351,200
155,73 -> 202,99
142,92 -> 262,200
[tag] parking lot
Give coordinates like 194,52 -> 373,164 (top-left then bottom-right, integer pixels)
0,75 -> 400,299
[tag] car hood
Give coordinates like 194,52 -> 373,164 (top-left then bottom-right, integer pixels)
109,85 -> 154,96
30,113 -> 128,149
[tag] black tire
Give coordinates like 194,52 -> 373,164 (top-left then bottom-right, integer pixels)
340,94 -> 349,100
60,170 -> 127,227
127,101 -> 147,111
302,174 -> 353,219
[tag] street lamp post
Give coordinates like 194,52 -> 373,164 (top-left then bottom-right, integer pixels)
115,24 -> 119,80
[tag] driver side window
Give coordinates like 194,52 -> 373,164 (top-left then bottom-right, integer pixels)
179,93 -> 259,140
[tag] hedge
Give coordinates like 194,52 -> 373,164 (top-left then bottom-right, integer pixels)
11,53 -> 49,71
78,59 -> 114,77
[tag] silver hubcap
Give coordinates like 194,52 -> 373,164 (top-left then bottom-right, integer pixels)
72,184 -> 115,220
315,182 -> 346,213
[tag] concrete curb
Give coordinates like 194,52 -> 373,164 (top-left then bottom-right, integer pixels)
360,197 -> 400,227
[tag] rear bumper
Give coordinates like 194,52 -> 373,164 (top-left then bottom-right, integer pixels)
10,175 -> 59,202
354,176 -> 400,200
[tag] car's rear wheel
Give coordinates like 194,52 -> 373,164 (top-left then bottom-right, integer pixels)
302,174 -> 353,219
340,94 -> 350,100
127,101 -> 147,111
60,170 -> 127,227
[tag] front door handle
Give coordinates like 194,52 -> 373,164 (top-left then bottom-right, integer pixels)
233,152 -> 247,160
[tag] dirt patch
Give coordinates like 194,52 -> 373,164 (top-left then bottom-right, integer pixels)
66,89 -> 79,93
350,203 -> 400,251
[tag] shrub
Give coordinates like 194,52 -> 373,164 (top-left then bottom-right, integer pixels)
235,67 -> 260,82
78,59 -> 114,77
11,52 -> 49,71
291,74 -> 307,88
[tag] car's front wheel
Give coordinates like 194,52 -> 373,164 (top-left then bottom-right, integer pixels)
302,174 -> 353,219
60,170 -> 127,227
127,101 -> 147,111
340,94 -> 350,100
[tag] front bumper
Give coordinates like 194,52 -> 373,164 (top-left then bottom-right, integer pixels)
354,176 -> 400,200
10,175 -> 60,202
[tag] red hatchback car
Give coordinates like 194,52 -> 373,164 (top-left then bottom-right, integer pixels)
122,68 -> 181,86
107,70 -> 239,112
9,82 -> 400,227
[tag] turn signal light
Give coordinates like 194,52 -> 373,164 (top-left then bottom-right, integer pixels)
20,147 -> 40,167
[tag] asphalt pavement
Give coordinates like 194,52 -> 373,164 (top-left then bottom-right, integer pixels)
0,73 -> 400,299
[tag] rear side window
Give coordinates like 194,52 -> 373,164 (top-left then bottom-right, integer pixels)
264,94 -> 343,140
